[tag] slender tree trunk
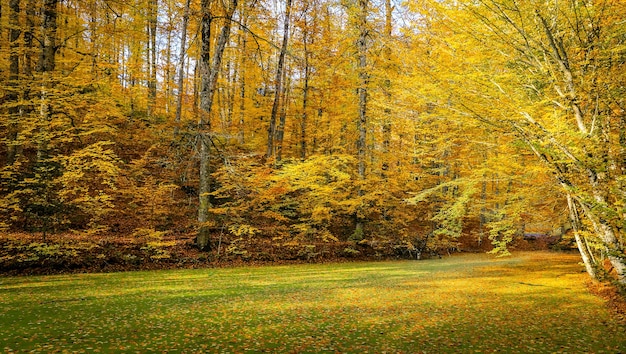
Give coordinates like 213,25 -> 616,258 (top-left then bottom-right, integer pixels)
175,0 -> 191,127
566,193 -> 597,280
226,62 -> 236,128
216,61 -> 234,128
381,0 -> 393,175
20,0 -> 35,155
6,0 -> 21,165
197,0 -> 238,250
164,0 -> 173,114
192,60 -> 199,114
237,6 -> 248,144
356,0 -> 368,178
238,11 -> 248,144
353,0 -> 369,240
300,23 -> 310,161
578,195 -> 626,282
585,170 -> 626,281
38,0 -> 57,73
151,0 -> 158,104
275,70 -> 290,161
36,0 -> 58,161
89,3 -> 98,78
147,0 -> 158,116
266,0 -> 292,158
479,177 -> 487,247
24,0 -> 34,78
197,0 -> 213,251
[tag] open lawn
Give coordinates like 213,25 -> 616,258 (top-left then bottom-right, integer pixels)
1,251 -> 624,353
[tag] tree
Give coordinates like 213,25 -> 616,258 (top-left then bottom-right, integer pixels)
353,0 -> 369,240
196,0 -> 238,250
266,0 -> 293,160
6,0 -> 21,165
146,0 -> 158,116
406,0 -> 626,282
474,0 -> 626,282
175,0 -> 191,127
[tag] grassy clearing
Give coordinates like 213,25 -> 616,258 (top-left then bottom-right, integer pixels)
1,251 -> 624,353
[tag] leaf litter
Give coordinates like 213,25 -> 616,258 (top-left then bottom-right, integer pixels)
1,251 -> 624,352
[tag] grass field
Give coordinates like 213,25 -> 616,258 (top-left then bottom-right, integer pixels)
1,251 -> 624,353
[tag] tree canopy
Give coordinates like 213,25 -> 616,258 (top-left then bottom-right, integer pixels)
1,0 -> 625,284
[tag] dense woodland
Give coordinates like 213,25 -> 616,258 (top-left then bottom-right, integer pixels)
0,0 -> 625,282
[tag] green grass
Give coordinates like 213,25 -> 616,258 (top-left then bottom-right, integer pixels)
1,251 -> 624,353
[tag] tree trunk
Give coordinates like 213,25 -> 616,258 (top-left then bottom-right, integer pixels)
227,62 -> 236,128
197,0 -> 214,251
300,23 -> 310,161
479,178 -> 487,247
147,0 -> 158,116
175,0 -> 191,128
38,0 -> 57,74
6,0 -> 21,165
36,0 -> 58,161
566,193 -> 597,280
578,196 -> 626,282
353,0 -> 369,240
164,0 -> 173,114
197,0 -> 238,251
275,70 -> 290,161
24,0 -> 35,78
238,9 -> 248,144
266,0 -> 292,158
381,0 -> 393,174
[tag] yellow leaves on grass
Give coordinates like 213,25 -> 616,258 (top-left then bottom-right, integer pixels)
6,252 -> 623,352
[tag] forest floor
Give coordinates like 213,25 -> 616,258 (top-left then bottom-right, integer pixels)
1,251 -> 625,352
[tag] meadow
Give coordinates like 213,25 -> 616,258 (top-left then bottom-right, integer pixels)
1,251 -> 624,353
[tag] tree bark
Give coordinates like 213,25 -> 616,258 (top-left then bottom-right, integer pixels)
6,0 -> 21,165
381,0 -> 393,175
147,0 -> 158,116
275,69 -> 290,161
38,0 -> 57,74
266,0 -> 292,158
197,0 -> 238,251
300,21 -> 310,161
175,0 -> 191,128
566,193 -> 597,280
36,0 -> 58,161
237,8 -> 248,144
354,0 -> 369,240
164,0 -> 173,114
577,195 -> 626,282
24,0 -> 34,78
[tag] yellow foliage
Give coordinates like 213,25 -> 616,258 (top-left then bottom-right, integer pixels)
229,224 -> 259,237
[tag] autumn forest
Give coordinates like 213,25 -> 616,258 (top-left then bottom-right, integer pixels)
1,0 -> 626,286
